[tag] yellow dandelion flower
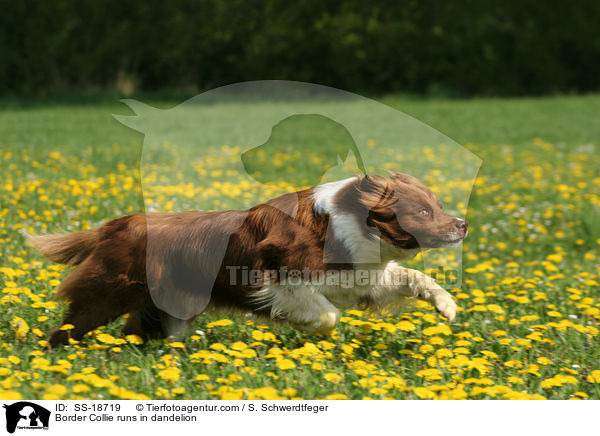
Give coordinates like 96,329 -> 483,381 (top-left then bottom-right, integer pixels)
0,390 -> 22,400
72,384 -> 90,393
231,341 -> 247,350
46,384 -> 67,397
396,320 -> 416,332
11,317 -> 29,339
95,333 -> 116,344
428,336 -> 445,345
125,335 -> 144,345
206,319 -> 233,328
277,359 -> 296,370
324,373 -> 342,383
157,367 -> 181,382
325,394 -> 348,400
413,387 -> 436,399
282,388 -> 297,397
419,344 -> 434,354
586,370 -> 600,383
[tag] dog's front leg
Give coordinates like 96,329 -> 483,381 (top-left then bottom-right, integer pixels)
377,262 -> 458,321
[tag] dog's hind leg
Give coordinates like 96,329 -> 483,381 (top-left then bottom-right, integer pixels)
123,305 -> 189,340
48,261 -> 151,347
122,305 -> 164,339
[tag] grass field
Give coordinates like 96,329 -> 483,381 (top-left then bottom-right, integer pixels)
1,94 -> 599,400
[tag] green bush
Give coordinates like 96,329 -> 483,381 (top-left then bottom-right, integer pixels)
1,0 -> 599,97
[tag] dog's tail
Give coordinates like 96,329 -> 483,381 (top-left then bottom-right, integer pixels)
29,229 -> 99,265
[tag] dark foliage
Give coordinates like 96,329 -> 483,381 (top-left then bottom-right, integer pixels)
1,0 -> 599,97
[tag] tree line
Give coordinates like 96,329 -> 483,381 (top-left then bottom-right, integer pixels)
1,0 -> 599,97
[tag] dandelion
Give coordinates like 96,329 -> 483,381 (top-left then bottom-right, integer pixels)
95,333 -> 116,344
125,335 -> 144,345
325,394 -> 348,400
72,384 -> 91,393
413,387 -> 436,399
587,370 -> 600,383
231,341 -> 247,350
277,359 -> 296,370
282,388 -> 297,397
206,319 -> 233,328
10,317 -> 29,339
507,376 -> 524,384
157,367 -> 181,383
46,384 -> 67,397
324,373 -> 342,383
396,321 -> 416,332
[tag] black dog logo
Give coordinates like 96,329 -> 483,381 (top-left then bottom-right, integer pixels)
3,402 -> 50,433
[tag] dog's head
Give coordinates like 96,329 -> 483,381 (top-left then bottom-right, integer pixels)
344,173 -> 468,252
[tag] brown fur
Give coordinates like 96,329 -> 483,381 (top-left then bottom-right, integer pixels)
342,173 -> 467,250
33,173 -> 466,347
29,230 -> 99,266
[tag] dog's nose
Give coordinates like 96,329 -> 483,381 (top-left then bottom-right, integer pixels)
455,218 -> 468,235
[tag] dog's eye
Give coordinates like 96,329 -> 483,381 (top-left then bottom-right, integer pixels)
418,209 -> 430,216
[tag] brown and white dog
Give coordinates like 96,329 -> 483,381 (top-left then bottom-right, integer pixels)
33,173 -> 467,347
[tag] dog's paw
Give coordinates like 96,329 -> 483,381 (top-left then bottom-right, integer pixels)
290,310 -> 340,333
430,290 -> 457,322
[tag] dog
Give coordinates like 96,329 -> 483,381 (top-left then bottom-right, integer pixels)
32,172 -> 467,347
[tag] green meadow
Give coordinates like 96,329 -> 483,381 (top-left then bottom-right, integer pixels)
0,94 -> 599,399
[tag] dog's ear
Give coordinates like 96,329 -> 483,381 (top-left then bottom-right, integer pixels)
388,171 -> 421,185
358,174 -> 386,193
357,174 -> 395,211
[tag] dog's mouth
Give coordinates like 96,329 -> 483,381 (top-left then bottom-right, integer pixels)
424,231 -> 468,248
374,222 -> 468,250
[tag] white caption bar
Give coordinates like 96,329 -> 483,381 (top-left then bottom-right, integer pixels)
0,400 -> 595,436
